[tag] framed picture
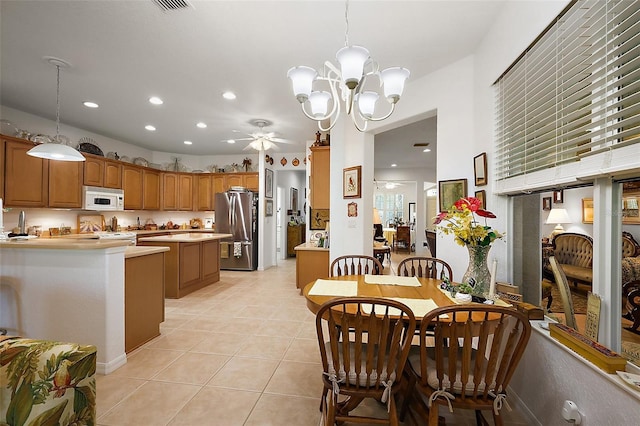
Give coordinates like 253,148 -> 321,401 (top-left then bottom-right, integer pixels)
265,168 -> 274,198
474,190 -> 486,209
474,152 -> 488,186
543,197 -> 552,211
290,187 -> 298,211
582,198 -> 593,223
553,190 -> 564,203
204,217 -> 214,229
343,166 -> 362,198
265,199 -> 273,216
310,208 -> 330,230
347,202 -> 358,217
438,178 -> 468,212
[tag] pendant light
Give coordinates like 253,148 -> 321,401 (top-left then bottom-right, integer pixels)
27,57 -> 85,162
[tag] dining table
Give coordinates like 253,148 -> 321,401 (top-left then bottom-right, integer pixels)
303,274 -> 512,322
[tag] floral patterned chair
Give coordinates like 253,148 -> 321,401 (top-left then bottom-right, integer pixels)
0,336 -> 96,426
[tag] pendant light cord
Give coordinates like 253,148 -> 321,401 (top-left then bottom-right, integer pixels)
55,64 -> 61,139
344,0 -> 349,47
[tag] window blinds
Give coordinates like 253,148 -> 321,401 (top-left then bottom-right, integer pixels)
495,0 -> 640,181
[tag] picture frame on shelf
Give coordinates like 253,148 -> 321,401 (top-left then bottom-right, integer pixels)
474,152 -> 488,186
543,197 -> 552,211
438,178 -> 468,211
343,166 -> 362,198
310,208 -> 330,230
265,199 -> 273,216
474,190 -> 487,209
265,168 -> 274,198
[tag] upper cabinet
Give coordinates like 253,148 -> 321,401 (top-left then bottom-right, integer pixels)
143,169 -> 161,210
122,165 -> 143,210
49,160 -> 83,208
178,174 -> 193,211
310,146 -> 330,209
83,156 -> 104,187
104,160 -> 123,189
163,173 -> 194,211
3,138 -> 49,207
197,175 -> 213,211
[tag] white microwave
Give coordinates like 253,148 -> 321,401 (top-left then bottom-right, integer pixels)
82,186 -> 125,211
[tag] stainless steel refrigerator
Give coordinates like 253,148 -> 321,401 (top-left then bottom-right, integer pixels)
215,189 -> 258,270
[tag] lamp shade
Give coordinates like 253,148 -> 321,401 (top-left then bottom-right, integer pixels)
381,67 -> 410,103
373,208 -> 382,225
356,91 -> 379,118
309,91 -> 332,118
336,45 -> 369,89
27,143 -> 86,162
287,66 -> 317,102
545,208 -> 571,225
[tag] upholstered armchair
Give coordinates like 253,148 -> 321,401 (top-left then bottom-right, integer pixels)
0,337 -> 96,426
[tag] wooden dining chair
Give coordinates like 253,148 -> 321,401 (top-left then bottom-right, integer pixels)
397,256 -> 453,281
330,255 -> 383,277
549,256 -> 578,330
393,225 -> 411,253
316,297 -> 416,426
425,230 -> 437,257
400,305 -> 531,426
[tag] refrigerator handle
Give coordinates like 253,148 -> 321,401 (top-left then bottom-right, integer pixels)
229,195 -> 234,229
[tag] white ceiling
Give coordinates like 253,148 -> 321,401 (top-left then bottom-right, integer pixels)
0,0 -> 506,168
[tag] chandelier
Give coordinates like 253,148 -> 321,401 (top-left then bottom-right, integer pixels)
287,0 -> 409,132
27,57 -> 85,162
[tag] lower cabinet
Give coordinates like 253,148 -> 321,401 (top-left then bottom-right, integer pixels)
124,251 -> 165,353
287,224 -> 305,257
139,239 -> 221,298
295,245 -> 329,290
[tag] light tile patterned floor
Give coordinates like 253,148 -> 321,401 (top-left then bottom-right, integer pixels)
96,256 -> 529,425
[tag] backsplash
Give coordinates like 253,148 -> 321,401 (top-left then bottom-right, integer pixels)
2,208 -> 215,234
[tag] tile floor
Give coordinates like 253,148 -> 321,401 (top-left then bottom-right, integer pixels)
96,256 -> 530,425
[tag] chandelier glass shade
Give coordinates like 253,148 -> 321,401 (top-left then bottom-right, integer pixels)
287,1 -> 409,132
27,57 -> 85,162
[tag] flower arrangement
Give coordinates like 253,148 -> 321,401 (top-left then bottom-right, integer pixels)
434,197 -> 503,247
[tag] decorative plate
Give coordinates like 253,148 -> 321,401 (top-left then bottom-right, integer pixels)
120,156 -> 131,163
133,157 -> 149,167
292,157 -> 300,166
616,371 -> 640,391
77,138 -> 104,156
106,152 -> 119,160
30,134 -> 52,144
280,157 -> 287,166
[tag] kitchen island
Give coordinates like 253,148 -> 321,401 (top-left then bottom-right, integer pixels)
0,238 -> 166,374
138,233 -> 231,298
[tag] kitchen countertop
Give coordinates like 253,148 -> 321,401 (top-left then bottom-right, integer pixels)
137,233 -> 232,243
294,242 -> 329,251
132,228 -> 217,235
125,246 -> 170,259
0,237 -> 130,250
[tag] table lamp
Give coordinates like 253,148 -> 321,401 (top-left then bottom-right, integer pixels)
546,208 -> 572,240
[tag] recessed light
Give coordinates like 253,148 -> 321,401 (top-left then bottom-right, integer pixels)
391,163 -> 397,167
196,122 -> 207,129
145,125 -> 156,131
423,148 -> 431,153
227,139 -> 236,144
184,140 -> 193,145
222,91 -> 236,100
83,101 -> 99,108
148,96 -> 163,105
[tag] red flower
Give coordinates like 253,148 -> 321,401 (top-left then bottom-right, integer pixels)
476,209 -> 496,218
454,197 -> 482,212
433,211 -> 448,224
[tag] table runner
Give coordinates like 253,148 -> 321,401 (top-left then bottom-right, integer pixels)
363,275 -> 421,287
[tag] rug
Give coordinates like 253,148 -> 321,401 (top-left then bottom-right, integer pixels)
545,279 -> 588,314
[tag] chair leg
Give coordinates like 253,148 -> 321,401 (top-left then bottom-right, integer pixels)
319,388 -> 328,412
428,402 -> 440,426
492,410 -> 504,426
326,392 -> 336,426
546,294 -> 553,311
398,372 -> 416,421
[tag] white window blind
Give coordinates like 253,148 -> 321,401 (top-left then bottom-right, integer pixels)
495,0 -> 640,181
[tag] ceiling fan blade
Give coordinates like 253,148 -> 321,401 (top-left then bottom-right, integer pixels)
270,137 -> 296,144
413,143 -> 430,147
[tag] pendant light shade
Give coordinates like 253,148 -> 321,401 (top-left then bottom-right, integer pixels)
336,45 -> 370,89
27,56 -> 85,162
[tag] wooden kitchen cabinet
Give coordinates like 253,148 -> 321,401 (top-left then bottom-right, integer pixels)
83,156 -> 104,187
287,224 -> 305,257
197,174 -> 213,211
178,174 -> 193,211
295,245 -> 329,290
104,160 -> 122,188
310,146 -> 330,209
49,160 -> 83,208
243,173 -> 259,191
162,173 -> 178,210
143,169 -> 161,210
122,165 -> 143,210
3,138 -> 48,207
84,155 -> 122,189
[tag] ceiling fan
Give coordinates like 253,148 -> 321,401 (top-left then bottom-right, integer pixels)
234,119 -> 295,151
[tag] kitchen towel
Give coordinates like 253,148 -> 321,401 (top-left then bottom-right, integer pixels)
233,242 -> 242,257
